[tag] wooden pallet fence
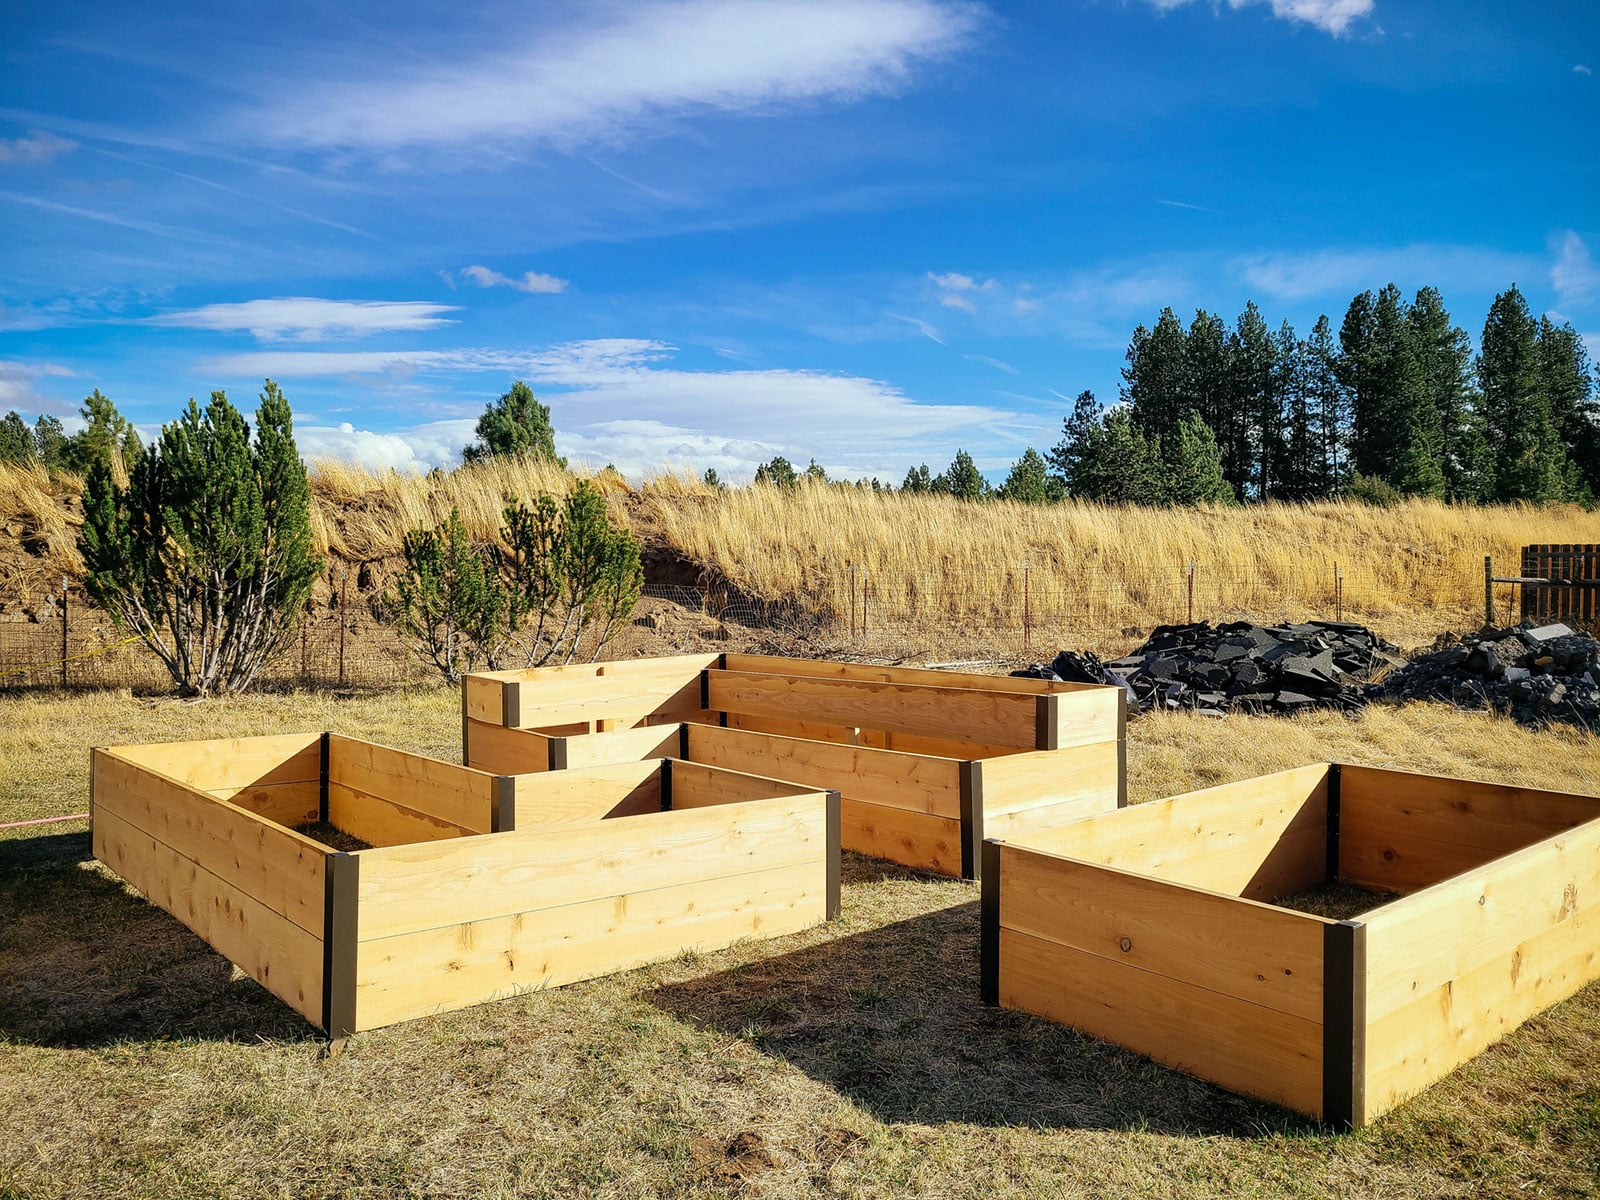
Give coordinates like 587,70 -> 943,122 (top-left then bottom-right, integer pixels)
463,653 -> 1126,879
91,734 -> 839,1037
1520,544 -> 1600,628
980,764 -> 1600,1128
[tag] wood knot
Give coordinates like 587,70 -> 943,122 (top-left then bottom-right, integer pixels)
1118,937 -> 1133,953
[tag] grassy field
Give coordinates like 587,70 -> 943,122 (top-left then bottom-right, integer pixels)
2,687 -> 1597,1199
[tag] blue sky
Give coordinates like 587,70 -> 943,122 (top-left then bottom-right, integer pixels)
1,0 -> 1595,481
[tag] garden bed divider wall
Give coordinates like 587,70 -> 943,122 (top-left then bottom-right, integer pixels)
981,764 -> 1600,1128
91,735 -> 839,1038
463,653 -> 1125,879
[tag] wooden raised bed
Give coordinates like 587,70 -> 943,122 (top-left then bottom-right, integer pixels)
463,653 -> 1125,879
980,764 -> 1600,1128
90,734 -> 839,1037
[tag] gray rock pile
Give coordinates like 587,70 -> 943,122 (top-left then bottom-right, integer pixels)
1014,620 -> 1398,716
1380,622 -> 1600,728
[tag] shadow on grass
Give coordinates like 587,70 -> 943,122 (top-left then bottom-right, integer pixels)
650,857 -> 1316,1138
0,831 -> 319,1047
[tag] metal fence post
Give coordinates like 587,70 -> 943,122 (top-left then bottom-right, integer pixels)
1484,555 -> 1493,628
60,576 -> 68,688
338,566 -> 350,687
1023,560 -> 1031,649
1186,560 -> 1195,625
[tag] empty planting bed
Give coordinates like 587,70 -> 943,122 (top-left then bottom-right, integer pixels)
981,764 -> 1600,1128
463,653 -> 1125,879
91,734 -> 838,1037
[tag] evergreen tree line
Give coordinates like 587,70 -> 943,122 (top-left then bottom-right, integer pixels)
1063,282 -> 1597,506
0,390 -> 143,475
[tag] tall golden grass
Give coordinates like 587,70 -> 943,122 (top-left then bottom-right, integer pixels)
3,459 -> 1595,644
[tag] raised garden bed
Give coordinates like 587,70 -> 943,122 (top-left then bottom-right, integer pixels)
980,764 -> 1600,1128
463,653 -> 1125,879
91,734 -> 838,1038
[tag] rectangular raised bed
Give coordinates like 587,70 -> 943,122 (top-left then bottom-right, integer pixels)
980,764 -> 1600,1127
463,653 -> 1125,879
91,734 -> 838,1037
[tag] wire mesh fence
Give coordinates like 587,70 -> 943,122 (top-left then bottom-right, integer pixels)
0,558 -> 1480,695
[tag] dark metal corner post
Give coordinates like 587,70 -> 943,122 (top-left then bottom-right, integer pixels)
1116,689 -> 1129,808
1321,917 -> 1367,1132
1324,761 -> 1343,884
318,732 -> 331,824
980,838 -> 1002,1005
825,790 -> 842,920
1035,693 -> 1060,751
322,851 -> 360,1041
959,760 -> 985,881
493,775 -> 517,832
460,681 -> 470,766
87,746 -> 98,844
501,678 -> 521,729
660,759 -> 674,811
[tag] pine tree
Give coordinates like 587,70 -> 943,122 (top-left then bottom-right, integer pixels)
943,449 -> 988,500
701,467 -> 725,490
996,448 -> 1060,503
32,415 -> 66,468
1046,389 -> 1100,492
1339,290 -> 1384,480
80,383 -> 322,696
901,463 -> 933,493
802,458 -> 829,485
0,412 -> 34,463
1123,307 -> 1190,455
1068,409 -> 1165,503
754,455 -> 798,489
1479,286 -> 1571,501
1275,321 -> 1317,500
1228,302 -> 1278,500
1304,315 -> 1347,496
1164,414 -> 1235,505
62,389 -> 140,478
1407,287 -> 1480,500
1537,317 -> 1600,498
1183,310 -> 1238,496
462,381 -> 563,464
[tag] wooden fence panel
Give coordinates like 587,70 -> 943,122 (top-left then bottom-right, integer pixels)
1520,544 -> 1600,628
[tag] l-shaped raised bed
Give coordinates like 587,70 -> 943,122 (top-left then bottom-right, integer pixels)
462,653 -> 1125,879
90,733 -> 839,1037
980,763 -> 1600,1128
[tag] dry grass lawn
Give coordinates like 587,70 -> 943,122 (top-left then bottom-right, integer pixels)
2,687 -> 1597,1199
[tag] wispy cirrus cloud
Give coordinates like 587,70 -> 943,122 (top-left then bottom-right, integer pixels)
1232,244 -> 1537,300
0,131 -> 77,165
457,265 -> 569,294
1144,0 -> 1375,37
0,360 -> 77,416
254,0 -> 983,153
1550,231 -> 1598,309
149,298 -> 460,341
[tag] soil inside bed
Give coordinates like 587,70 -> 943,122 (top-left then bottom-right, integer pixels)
292,821 -> 372,853
1272,880 -> 1400,921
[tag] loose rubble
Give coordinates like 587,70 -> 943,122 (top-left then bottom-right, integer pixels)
1015,620 -> 1399,716
1017,617 -> 1600,729
1381,622 -> 1600,728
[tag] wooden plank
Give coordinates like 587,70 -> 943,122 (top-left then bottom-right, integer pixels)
1340,766 -> 1600,893
356,793 -> 828,940
1005,765 -> 1331,902
869,729 -> 1033,760
508,759 -> 664,827
105,733 -> 322,793
1038,687 -> 1123,752
563,725 -> 681,769
666,759 -> 824,811
463,674 -> 506,725
327,782 -> 474,847
999,927 -> 1324,1117
464,719 -> 554,774
92,805 -> 324,1026
840,800 -> 963,876
723,654 -> 1107,696
977,743 -> 1121,822
499,656 -> 715,730
685,724 -> 965,818
724,710 -> 863,745
999,844 -> 1328,1020
212,782 -> 320,828
354,860 -> 825,1030
93,749 -> 327,935
707,669 -> 1041,749
327,736 -> 498,835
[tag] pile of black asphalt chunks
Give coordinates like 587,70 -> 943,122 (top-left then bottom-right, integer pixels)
1014,619 -> 1400,717
1382,621 -> 1600,728
1015,618 -> 1600,728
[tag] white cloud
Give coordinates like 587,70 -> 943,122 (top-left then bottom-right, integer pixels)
963,354 -> 1018,374
1551,231 -> 1598,309
299,419 -> 479,473
256,0 -> 981,151
1233,244 -> 1536,300
0,360 -> 77,416
939,293 -> 977,313
0,131 -> 77,165
149,298 -> 460,341
459,265 -> 570,294
1575,64 -> 1593,76
888,313 -> 946,344
203,337 -> 1022,477
1144,0 -> 1374,36
928,271 -> 992,292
